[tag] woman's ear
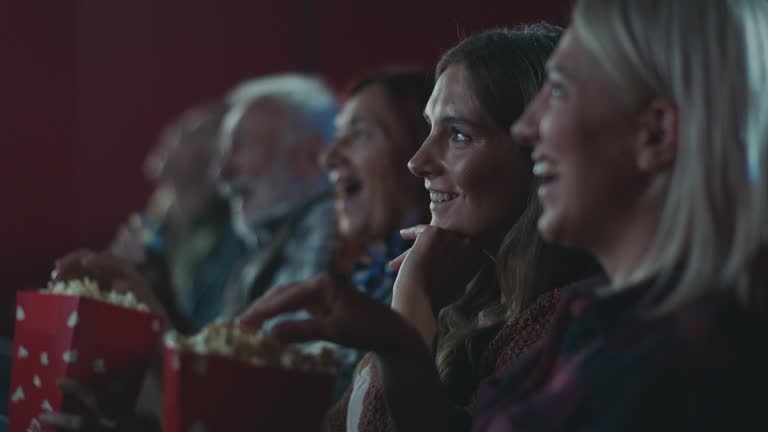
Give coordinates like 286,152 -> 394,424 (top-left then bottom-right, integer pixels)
636,98 -> 678,172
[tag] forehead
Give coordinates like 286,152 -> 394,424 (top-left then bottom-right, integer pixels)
425,64 -> 483,121
237,99 -> 288,134
548,29 -> 586,77
549,29 -> 615,91
552,28 -> 631,108
335,84 -> 393,127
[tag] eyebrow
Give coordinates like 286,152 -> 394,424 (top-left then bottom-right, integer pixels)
546,62 -> 577,82
423,112 -> 481,129
335,116 -> 369,130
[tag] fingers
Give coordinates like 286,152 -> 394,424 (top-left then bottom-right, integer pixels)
53,251 -> 135,284
58,378 -> 102,416
38,413 -> 116,431
109,223 -> 147,262
388,248 -> 410,271
53,249 -> 97,281
270,318 -> 333,344
38,379 -> 102,430
399,224 -> 429,240
236,275 -> 330,329
79,254 -> 136,281
38,413 -> 85,430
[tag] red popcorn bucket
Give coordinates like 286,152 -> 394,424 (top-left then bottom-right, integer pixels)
163,343 -> 336,432
8,291 -> 165,432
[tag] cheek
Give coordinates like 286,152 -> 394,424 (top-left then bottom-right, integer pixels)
559,136 -> 641,228
456,148 -> 529,219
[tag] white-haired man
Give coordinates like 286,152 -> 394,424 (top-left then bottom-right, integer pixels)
214,74 -> 338,320
36,76 -> 341,430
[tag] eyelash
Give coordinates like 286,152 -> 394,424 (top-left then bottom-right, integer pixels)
549,81 -> 567,98
450,127 -> 471,143
337,128 -> 367,142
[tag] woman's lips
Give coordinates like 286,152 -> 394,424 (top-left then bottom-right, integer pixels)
429,191 -> 458,202
428,190 -> 458,211
532,160 -> 559,178
332,175 -> 364,215
532,158 -> 560,204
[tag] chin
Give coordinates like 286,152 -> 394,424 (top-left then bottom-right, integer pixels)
338,217 -> 363,239
429,218 -> 471,236
429,215 -> 449,230
536,212 -> 560,242
537,211 -> 582,249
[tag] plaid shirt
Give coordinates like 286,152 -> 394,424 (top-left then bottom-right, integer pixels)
473,275 -> 768,432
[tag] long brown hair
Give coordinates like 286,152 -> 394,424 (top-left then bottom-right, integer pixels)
432,25 -> 600,405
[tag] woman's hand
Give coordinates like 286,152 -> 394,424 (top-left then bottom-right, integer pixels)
52,250 -> 169,322
34,379 -> 160,432
238,273 -> 468,432
237,273 -> 420,355
388,225 -> 488,347
35,379 -> 118,432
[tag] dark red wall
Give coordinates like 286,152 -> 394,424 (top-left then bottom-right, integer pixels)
1,0 -> 570,333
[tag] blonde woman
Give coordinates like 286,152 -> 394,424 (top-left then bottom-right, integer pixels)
470,0 -> 768,430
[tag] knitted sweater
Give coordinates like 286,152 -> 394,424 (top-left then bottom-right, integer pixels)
325,288 -> 562,432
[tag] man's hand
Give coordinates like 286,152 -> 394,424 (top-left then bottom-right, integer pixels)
52,250 -> 169,322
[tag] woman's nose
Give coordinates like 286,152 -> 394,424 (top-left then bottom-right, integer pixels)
510,90 -> 545,148
408,136 -> 440,178
319,137 -> 343,170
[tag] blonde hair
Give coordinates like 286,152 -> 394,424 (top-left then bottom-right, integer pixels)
572,0 -> 768,310
740,1 -> 768,308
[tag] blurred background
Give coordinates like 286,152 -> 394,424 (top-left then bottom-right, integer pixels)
0,0 -> 570,335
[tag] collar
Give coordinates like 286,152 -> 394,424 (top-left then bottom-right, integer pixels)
243,189 -> 332,249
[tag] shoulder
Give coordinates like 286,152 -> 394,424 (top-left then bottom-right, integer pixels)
489,288 -> 563,376
661,294 -> 768,366
603,297 -> 768,430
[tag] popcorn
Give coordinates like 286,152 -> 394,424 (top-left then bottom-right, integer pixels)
45,278 -> 150,313
165,321 -> 335,374
163,321 -> 336,432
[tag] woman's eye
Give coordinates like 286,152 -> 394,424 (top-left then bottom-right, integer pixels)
549,81 -> 567,98
342,128 -> 367,141
450,128 -> 471,143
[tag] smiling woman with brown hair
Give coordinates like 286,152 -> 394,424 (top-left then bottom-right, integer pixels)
239,25 -> 599,432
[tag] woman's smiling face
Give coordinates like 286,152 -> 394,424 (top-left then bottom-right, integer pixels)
409,63 -> 533,244
323,83 -> 427,241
